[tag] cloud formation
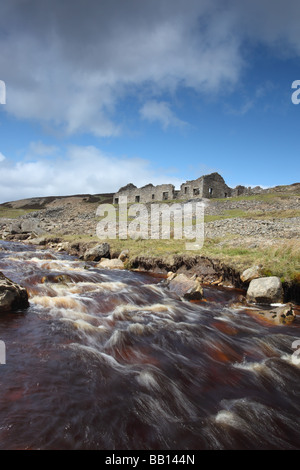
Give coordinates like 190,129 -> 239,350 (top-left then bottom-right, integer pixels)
0,144 -> 182,203
140,101 -> 188,130
5,0 -> 299,135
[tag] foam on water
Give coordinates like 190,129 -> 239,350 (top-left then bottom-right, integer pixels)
1,240 -> 300,450
215,410 -> 244,428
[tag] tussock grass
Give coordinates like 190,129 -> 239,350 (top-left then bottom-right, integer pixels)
201,238 -> 300,282
0,208 -> 38,218
205,208 -> 300,222
213,191 -> 300,203
58,231 -> 299,283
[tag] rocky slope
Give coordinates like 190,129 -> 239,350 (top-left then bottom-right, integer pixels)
1,186 -> 299,242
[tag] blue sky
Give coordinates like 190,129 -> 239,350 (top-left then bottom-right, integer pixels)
0,0 -> 299,203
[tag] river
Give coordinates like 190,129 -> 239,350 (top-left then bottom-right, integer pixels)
0,240 -> 299,450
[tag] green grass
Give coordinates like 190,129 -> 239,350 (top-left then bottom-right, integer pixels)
108,237 -> 300,282
0,208 -> 39,218
205,208 -> 300,222
212,191 -> 300,203
57,231 -> 300,283
200,237 -> 300,283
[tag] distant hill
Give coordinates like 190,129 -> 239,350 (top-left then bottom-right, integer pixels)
0,181 -> 299,210
0,193 -> 114,210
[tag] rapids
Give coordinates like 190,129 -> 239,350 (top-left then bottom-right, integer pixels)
0,240 -> 299,450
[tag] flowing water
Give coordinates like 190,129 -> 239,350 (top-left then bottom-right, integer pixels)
0,240 -> 299,450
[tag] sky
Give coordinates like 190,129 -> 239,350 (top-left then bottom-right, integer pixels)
0,0 -> 300,203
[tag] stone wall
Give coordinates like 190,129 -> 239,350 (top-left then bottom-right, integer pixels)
114,183 -> 175,204
198,173 -> 232,199
113,172 -> 263,203
177,176 -> 204,199
231,185 -> 265,197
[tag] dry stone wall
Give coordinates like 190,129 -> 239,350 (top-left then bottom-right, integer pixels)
114,172 -> 246,203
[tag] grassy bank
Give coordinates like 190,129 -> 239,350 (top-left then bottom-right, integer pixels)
0,208 -> 38,219
205,208 -> 300,222
59,232 -> 300,284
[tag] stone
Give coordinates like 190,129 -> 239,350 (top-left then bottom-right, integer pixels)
21,219 -> 44,235
83,243 -> 110,261
247,303 -> 295,325
97,258 -> 124,269
41,274 -> 72,284
0,272 -> 29,313
7,219 -> 44,237
274,303 -> 296,324
240,265 -> 263,283
167,271 -> 177,281
167,273 -> 203,300
246,276 -> 284,304
118,249 -> 129,262
54,242 -> 69,252
26,236 -> 48,245
9,220 -> 22,234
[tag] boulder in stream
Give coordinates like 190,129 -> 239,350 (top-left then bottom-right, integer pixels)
166,272 -> 204,301
246,276 -> 284,304
246,303 -> 296,325
83,243 -> 110,261
0,272 -> 29,313
97,258 -> 124,269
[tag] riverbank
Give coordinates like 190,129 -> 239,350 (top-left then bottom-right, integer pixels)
1,234 -> 298,307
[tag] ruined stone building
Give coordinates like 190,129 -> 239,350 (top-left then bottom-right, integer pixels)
177,173 -> 232,200
113,182 -> 176,204
113,172 -> 261,204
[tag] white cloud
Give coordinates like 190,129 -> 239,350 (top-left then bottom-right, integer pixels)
140,100 -> 188,130
0,152 -> 5,162
0,1 -> 300,136
0,145 -> 182,203
0,1 -> 243,136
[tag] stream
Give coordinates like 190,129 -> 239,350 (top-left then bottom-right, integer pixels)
0,240 -> 299,450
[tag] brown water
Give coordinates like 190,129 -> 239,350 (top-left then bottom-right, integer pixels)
0,240 -> 299,450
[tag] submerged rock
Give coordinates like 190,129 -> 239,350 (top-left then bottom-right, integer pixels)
0,272 -> 29,313
246,276 -> 284,304
97,258 -> 124,269
247,303 -> 296,325
41,274 -> 72,284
